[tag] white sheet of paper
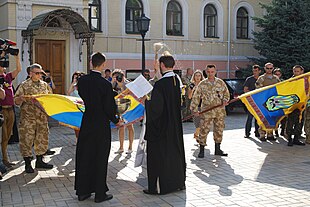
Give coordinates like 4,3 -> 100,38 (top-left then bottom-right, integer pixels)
126,75 -> 153,98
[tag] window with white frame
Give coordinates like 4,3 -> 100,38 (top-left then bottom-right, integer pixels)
126,0 -> 143,34
204,4 -> 217,38
89,0 -> 101,32
166,0 -> 182,36
237,7 -> 249,39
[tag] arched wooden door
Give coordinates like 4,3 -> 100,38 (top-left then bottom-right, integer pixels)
35,40 -> 65,94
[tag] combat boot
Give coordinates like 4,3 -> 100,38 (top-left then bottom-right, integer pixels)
293,135 -> 305,146
198,145 -> 204,158
35,155 -> 53,169
215,143 -> 228,156
24,157 -> 34,173
287,137 -> 293,146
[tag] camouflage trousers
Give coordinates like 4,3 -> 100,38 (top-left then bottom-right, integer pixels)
198,117 -> 225,146
19,118 -> 49,157
182,97 -> 192,119
286,109 -> 304,138
1,108 -> 14,162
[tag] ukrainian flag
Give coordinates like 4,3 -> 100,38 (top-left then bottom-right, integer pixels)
33,94 -> 144,129
239,72 -> 310,131
110,94 -> 145,128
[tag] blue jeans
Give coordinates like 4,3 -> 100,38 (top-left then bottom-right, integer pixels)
245,110 -> 259,136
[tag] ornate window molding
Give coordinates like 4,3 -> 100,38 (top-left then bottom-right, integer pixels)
233,2 -> 254,41
163,0 -> 188,39
204,4 -> 217,38
121,0 -> 150,37
166,0 -> 182,36
200,0 -> 223,41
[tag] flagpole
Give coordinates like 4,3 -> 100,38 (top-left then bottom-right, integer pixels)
182,98 -> 240,122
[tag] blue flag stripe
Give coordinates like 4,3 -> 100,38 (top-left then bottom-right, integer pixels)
251,86 -> 285,127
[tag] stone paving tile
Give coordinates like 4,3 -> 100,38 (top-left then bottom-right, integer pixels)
1,111 -> 310,206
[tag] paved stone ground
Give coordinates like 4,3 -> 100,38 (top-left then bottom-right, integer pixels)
1,111 -> 310,207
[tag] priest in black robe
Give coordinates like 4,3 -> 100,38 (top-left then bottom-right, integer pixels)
75,52 -> 119,203
144,52 -> 186,195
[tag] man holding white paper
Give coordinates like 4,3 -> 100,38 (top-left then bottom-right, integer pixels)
143,52 -> 186,195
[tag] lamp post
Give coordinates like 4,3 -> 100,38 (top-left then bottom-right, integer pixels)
136,13 -> 150,75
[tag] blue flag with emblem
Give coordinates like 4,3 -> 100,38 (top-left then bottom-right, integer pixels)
238,72 -> 310,131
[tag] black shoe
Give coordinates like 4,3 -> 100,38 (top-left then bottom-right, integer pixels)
198,145 -> 204,158
143,189 -> 158,195
44,149 -> 55,156
260,137 -> 267,142
25,164 -> 34,173
293,138 -> 305,146
255,132 -> 260,138
94,194 -> 113,203
280,130 -> 285,137
35,155 -> 53,169
244,134 -> 250,138
24,157 -> 34,173
215,143 -> 228,156
288,138 -> 293,146
267,136 -> 277,141
78,194 -> 91,201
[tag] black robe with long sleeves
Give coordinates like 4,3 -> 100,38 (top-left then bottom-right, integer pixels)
75,70 -> 118,196
144,73 -> 186,194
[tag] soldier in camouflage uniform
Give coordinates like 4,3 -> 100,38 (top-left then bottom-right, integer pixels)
14,63 -> 53,173
182,68 -> 193,120
286,65 -> 305,146
255,63 -> 280,141
190,64 -> 230,158
305,104 -> 310,144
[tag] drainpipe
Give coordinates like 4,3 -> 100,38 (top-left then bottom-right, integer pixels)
227,0 -> 231,78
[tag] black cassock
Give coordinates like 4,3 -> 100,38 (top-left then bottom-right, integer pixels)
144,73 -> 186,194
75,70 -> 118,197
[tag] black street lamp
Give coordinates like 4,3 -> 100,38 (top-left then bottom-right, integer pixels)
136,13 -> 150,75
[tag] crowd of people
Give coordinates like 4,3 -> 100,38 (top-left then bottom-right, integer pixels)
243,63 -> 309,146
0,48 -> 309,203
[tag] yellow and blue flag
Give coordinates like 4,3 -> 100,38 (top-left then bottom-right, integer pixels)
33,94 -> 144,129
110,94 -> 145,128
239,72 -> 310,131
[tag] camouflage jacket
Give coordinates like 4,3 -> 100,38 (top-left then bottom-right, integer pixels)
190,77 -> 230,118
255,73 -> 280,88
15,79 -> 52,121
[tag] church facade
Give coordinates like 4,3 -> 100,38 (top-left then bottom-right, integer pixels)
0,0 -> 270,93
